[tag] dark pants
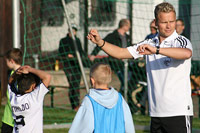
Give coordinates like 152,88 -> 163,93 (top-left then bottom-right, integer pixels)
1,122 -> 13,133
151,116 -> 193,133
63,60 -> 81,110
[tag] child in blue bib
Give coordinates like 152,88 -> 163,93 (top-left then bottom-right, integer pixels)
69,62 -> 135,133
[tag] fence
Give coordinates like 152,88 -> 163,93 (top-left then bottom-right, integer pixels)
18,0 -> 200,124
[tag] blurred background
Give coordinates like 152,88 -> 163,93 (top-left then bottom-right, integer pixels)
0,0 -> 200,132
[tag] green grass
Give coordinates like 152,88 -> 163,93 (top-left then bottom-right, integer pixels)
0,105 -> 200,132
0,105 -> 4,128
43,128 -> 150,133
43,107 -> 76,124
193,117 -> 200,129
44,128 -> 69,133
133,114 -> 151,125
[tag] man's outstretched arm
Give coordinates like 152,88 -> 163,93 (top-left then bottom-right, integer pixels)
87,29 -> 132,59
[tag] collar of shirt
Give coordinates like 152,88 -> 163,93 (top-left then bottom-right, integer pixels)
152,31 -> 178,47
160,31 -> 178,46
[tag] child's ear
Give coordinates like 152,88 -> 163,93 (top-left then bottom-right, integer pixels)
30,83 -> 36,91
10,59 -> 15,64
90,77 -> 95,88
25,83 -> 36,93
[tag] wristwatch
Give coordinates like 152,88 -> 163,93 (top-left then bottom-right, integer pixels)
156,46 -> 160,55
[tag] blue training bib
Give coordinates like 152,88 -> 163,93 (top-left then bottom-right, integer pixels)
87,93 -> 125,133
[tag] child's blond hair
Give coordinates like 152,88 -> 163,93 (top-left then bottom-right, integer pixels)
90,63 -> 112,85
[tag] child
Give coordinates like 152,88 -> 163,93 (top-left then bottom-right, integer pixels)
8,65 -> 51,133
1,48 -> 22,133
69,62 -> 135,133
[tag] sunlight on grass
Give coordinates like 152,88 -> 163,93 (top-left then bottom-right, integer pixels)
0,105 -> 199,133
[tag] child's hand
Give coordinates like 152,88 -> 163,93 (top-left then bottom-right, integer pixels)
17,65 -> 31,74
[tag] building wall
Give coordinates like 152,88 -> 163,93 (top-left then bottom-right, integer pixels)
0,0 -> 12,98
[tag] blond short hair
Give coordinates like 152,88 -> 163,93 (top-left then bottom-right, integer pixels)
90,63 -> 112,85
154,2 -> 176,20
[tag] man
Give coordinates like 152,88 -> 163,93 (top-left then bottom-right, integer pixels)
88,2 -> 193,133
145,19 -> 158,40
89,19 -> 132,95
176,19 -> 185,36
58,25 -> 87,111
90,19 -> 131,58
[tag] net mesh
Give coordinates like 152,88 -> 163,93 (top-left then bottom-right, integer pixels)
19,0 -> 200,124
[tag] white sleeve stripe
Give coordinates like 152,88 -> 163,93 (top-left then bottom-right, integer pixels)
185,115 -> 191,133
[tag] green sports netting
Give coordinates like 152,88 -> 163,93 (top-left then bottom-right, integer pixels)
19,0 -> 200,124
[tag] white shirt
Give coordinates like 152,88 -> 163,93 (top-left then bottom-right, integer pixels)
127,31 -> 193,117
8,83 -> 49,133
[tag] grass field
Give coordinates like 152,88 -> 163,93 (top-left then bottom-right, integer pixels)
0,105 -> 200,133
43,107 -> 76,124
43,128 -> 150,133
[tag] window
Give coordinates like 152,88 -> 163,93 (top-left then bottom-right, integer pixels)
88,0 -> 116,26
41,0 -> 65,26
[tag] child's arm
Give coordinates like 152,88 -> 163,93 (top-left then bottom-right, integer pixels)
69,96 -> 94,133
122,98 -> 135,133
17,65 -> 51,87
